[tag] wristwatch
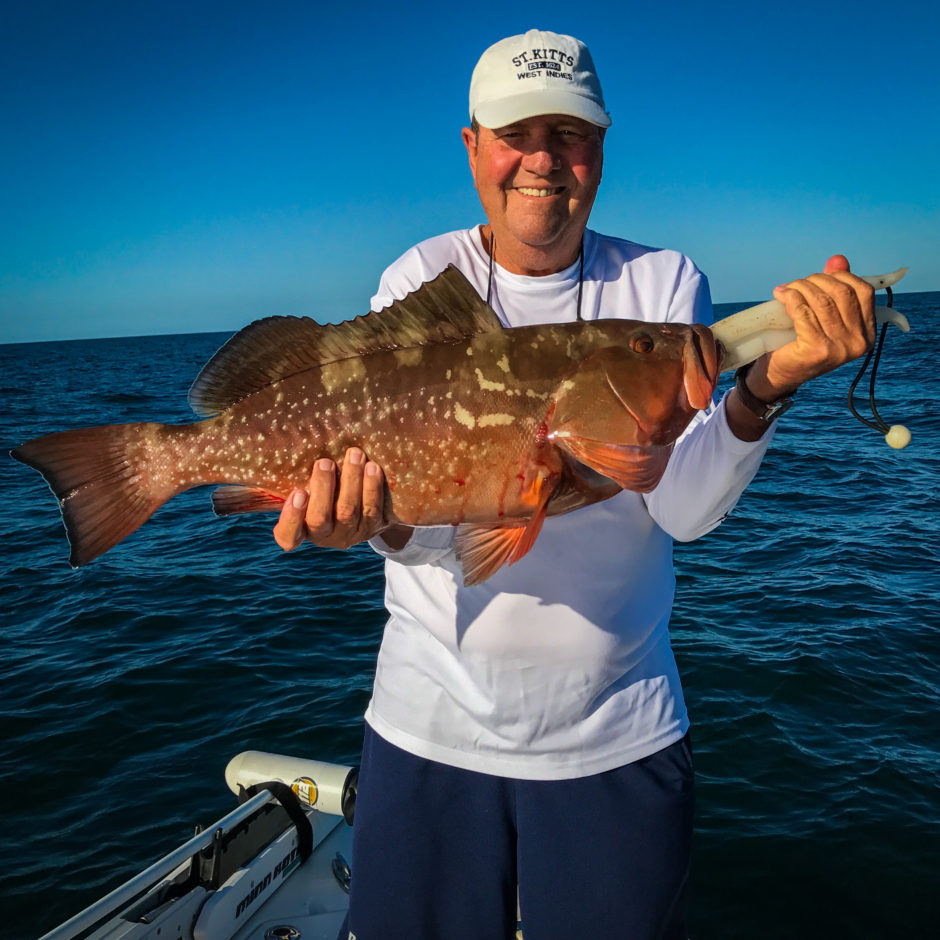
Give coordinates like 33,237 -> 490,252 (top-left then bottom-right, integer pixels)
734,363 -> 796,423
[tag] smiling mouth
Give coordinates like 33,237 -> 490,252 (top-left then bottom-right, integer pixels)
514,186 -> 564,197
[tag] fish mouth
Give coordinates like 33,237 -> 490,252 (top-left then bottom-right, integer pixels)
683,325 -> 722,411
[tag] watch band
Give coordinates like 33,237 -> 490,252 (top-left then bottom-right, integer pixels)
734,364 -> 796,423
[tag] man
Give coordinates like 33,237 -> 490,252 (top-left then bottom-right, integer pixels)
274,29 -> 875,940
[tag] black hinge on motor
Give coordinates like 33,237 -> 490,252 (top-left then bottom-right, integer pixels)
341,767 -> 359,826
239,780 -> 314,861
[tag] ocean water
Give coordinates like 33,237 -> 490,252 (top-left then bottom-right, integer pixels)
1,293 -> 938,939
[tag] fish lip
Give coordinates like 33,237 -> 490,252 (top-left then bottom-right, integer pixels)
692,325 -> 720,381
684,325 -> 721,410
714,338 -> 727,372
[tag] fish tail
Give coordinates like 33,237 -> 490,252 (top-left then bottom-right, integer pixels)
12,422 -> 181,566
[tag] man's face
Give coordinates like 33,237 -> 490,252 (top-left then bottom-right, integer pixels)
461,114 -> 605,274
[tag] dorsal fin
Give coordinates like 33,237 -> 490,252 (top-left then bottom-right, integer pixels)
188,265 -> 501,416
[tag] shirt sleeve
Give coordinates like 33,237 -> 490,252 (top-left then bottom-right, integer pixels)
641,258 -> 775,541
642,394 -> 774,541
370,244 -> 438,312
370,271 -> 398,313
368,525 -> 456,565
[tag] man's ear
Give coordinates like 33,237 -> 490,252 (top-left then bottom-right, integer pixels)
461,126 -> 478,178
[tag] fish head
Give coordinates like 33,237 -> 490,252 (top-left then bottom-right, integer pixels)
548,321 -> 722,491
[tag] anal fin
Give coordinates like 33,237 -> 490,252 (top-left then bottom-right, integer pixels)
455,524 -> 529,587
212,486 -> 286,516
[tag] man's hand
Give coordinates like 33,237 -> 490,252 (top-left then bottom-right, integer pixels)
273,447 -> 390,551
751,254 -> 877,399
726,255 -> 876,441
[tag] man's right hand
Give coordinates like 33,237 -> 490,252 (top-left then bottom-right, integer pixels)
273,447 -> 413,552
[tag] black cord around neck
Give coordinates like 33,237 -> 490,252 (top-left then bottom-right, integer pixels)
485,232 -> 585,320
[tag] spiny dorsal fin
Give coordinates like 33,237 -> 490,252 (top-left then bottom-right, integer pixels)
188,264 -> 501,416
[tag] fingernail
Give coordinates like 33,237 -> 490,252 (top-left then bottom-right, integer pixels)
774,284 -> 788,292
317,458 -> 334,472
366,462 -> 380,476
348,448 -> 364,465
292,489 -> 307,509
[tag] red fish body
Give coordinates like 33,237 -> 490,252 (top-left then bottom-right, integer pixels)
12,267 -> 721,584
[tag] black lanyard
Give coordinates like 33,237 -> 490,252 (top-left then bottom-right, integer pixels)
485,233 -> 585,321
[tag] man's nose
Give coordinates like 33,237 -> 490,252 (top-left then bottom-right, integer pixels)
520,145 -> 561,176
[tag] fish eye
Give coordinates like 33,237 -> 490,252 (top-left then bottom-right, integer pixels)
631,335 -> 654,354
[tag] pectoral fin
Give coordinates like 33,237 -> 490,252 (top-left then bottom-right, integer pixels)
553,436 -> 673,493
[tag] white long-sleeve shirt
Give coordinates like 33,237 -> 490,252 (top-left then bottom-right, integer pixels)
364,227 -> 773,779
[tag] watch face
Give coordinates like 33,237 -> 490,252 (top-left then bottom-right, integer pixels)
735,369 -> 795,423
763,399 -> 795,423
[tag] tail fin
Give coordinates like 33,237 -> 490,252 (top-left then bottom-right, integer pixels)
11,423 -> 176,566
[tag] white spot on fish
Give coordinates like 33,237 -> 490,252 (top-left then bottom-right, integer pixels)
475,368 -> 506,392
394,348 -> 424,368
445,369 -> 452,380
496,355 -> 511,374
454,403 -> 475,430
478,413 -> 515,427
345,358 -> 367,382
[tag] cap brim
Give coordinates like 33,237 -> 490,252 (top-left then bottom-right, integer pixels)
474,90 -> 611,129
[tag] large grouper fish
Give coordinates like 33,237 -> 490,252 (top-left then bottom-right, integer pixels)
12,264 -> 910,585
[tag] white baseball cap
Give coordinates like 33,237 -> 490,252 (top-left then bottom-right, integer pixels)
469,29 -> 611,129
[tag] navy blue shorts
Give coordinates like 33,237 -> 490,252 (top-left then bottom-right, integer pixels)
341,725 -> 694,940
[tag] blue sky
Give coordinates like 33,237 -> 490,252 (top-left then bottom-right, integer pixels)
2,0 -> 938,343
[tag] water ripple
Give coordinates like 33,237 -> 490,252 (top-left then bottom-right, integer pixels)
2,295 -> 938,937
